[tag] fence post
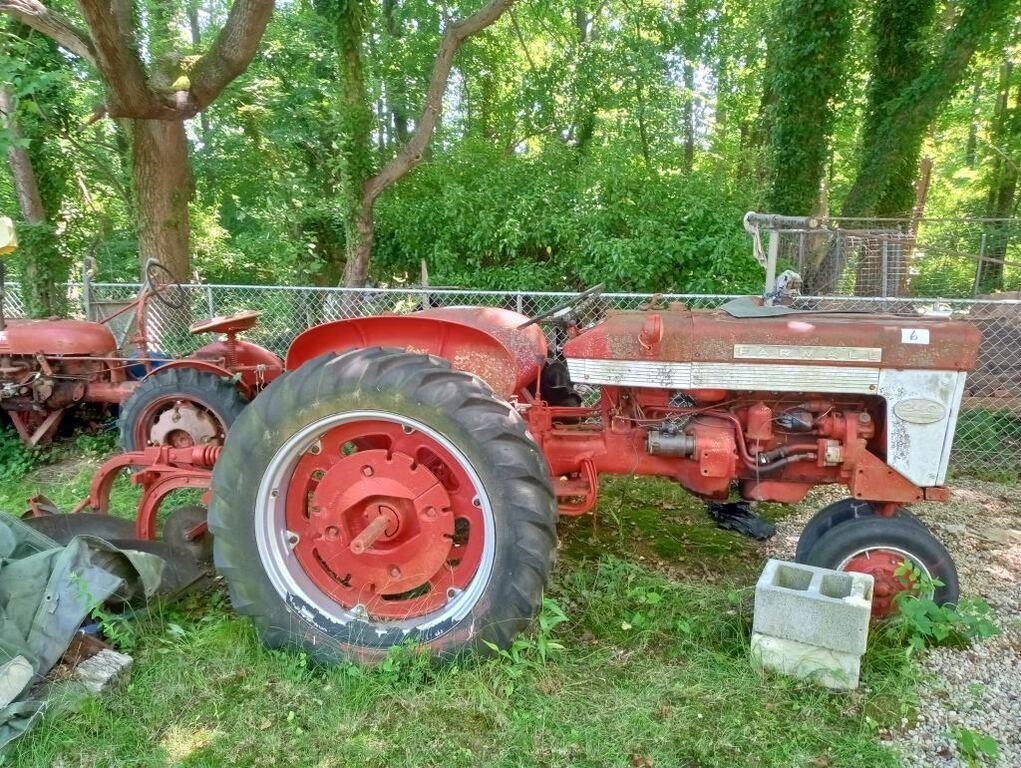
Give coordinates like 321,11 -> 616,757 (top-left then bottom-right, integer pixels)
972,232 -> 987,297
516,291 -> 523,314
764,229 -> 780,304
205,285 -> 215,318
880,238 -> 889,301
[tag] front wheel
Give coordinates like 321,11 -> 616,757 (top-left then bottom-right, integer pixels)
208,348 -> 558,664
802,516 -> 959,618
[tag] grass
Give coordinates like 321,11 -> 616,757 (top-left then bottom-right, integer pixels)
0,427 -> 919,768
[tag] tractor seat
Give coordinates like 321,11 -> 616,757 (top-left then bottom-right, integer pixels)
190,310 -> 261,336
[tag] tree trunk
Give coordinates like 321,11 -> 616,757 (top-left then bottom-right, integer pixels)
682,61 -> 695,173
811,0 -> 1014,289
965,76 -> 981,168
980,74 -> 1021,292
572,5 -> 596,154
764,0 -> 853,214
187,4 -> 212,145
132,119 -> 193,281
382,0 -> 410,145
342,202 -> 377,288
0,86 -> 63,317
1,88 -> 46,226
856,0 -> 938,218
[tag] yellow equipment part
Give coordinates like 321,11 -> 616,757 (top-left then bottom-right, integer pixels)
0,216 -> 17,256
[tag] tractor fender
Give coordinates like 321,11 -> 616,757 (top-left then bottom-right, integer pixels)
286,314 -> 539,399
141,359 -> 253,399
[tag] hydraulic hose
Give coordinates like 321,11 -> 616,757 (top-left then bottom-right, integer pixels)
705,410 -> 818,474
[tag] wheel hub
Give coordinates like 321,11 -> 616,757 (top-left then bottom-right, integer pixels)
842,548 -> 913,618
265,415 -> 492,625
149,401 -> 219,447
295,448 -> 455,597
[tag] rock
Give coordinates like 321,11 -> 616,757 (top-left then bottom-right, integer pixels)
72,649 -> 133,694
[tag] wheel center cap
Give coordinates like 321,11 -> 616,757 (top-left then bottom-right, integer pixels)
843,549 -> 911,618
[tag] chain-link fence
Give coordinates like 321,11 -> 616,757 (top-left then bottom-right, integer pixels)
770,216 -> 1021,298
3,279 -> 1018,475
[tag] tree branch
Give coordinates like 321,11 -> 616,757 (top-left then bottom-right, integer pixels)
0,0 -> 95,64
186,0 -> 273,110
364,0 -> 516,203
76,0 -> 163,116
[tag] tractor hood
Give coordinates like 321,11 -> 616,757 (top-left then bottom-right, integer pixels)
563,305 -> 981,371
0,318 -> 117,356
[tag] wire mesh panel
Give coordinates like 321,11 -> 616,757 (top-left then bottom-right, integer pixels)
774,218 -> 1021,298
1,282 -> 25,318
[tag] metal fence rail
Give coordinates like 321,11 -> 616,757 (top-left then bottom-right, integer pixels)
3,281 -> 1019,474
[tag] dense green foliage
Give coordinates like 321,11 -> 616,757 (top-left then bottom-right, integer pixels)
2,0 -> 1021,296
763,0 -> 853,215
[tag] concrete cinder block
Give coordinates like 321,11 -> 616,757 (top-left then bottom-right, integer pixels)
753,559 -> 874,656
750,632 -> 861,690
72,649 -> 133,694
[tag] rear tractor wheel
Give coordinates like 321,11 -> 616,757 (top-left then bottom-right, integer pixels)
119,367 -> 247,452
208,348 -> 558,664
802,516 -> 959,618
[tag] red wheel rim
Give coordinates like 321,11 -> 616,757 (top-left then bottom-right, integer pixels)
281,418 -> 487,621
839,547 -> 925,618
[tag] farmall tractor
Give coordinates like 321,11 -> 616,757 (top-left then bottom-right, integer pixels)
0,246 -> 282,449
194,214 -> 982,664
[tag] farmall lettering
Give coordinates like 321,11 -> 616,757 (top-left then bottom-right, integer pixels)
733,344 -> 883,363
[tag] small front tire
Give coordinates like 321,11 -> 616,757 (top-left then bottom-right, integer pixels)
802,516 -> 959,617
119,367 -> 247,452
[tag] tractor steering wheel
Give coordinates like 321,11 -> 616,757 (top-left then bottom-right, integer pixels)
517,284 -> 604,329
145,259 -> 187,310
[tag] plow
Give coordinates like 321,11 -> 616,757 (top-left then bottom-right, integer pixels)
0,214 -> 983,663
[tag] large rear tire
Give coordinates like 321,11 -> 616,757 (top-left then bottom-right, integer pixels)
119,366 -> 247,452
208,348 -> 558,664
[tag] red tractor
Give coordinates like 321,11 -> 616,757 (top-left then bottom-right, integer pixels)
0,250 -> 282,448
192,220 -> 982,664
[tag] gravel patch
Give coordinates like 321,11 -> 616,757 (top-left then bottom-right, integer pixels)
764,480 -> 1021,768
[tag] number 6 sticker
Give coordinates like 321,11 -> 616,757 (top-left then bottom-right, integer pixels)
901,328 -> 930,345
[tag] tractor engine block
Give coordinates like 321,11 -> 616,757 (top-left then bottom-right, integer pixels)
523,387 -> 887,514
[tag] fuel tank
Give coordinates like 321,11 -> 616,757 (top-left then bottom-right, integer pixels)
0,319 -> 117,356
563,304 -> 980,371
